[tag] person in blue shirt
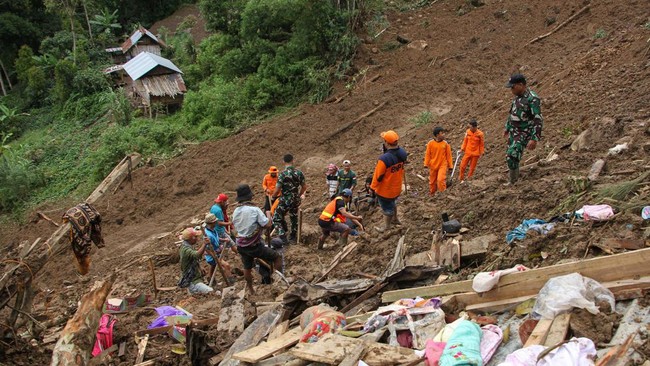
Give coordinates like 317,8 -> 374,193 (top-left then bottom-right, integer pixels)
204,213 -> 235,285
210,193 -> 237,248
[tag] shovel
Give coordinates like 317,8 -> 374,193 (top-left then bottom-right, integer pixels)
447,150 -> 462,188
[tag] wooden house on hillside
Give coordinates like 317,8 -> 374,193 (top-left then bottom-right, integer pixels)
105,27 -> 166,64
122,52 -> 186,116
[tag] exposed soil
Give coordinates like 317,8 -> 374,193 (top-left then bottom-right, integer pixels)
2,0 -> 650,364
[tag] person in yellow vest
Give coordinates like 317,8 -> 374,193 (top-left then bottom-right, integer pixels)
317,189 -> 363,249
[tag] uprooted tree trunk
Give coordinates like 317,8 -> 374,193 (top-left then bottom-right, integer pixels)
51,273 -> 116,366
0,154 -> 141,312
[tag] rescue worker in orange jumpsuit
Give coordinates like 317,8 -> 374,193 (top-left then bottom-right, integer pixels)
424,127 -> 453,195
459,119 -> 485,182
262,166 -> 279,212
371,130 -> 408,233
317,189 -> 363,249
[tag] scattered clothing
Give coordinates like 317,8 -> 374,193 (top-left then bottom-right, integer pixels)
425,340 -> 447,366
62,202 -> 105,275
479,325 -> 503,364
299,305 -> 346,343
472,265 -> 529,293
580,204 -> 615,221
497,338 -> 596,366
439,320 -> 483,366
148,306 -> 190,329
506,219 -> 555,245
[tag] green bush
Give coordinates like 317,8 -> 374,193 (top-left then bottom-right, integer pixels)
53,59 -> 77,104
0,147 -> 45,211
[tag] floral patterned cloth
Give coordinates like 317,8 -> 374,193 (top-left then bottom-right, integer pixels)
439,320 -> 483,366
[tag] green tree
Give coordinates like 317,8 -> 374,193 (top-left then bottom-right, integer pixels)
14,46 -> 35,85
199,0 -> 246,35
89,9 -> 121,37
53,59 -> 77,104
44,0 -> 80,64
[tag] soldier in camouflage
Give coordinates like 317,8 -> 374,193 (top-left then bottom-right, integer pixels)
271,154 -> 307,244
503,74 -> 543,185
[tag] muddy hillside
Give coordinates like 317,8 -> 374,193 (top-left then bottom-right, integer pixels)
1,0 -> 649,364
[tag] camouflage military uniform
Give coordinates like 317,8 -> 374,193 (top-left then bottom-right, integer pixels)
506,89 -> 543,170
273,165 -> 305,238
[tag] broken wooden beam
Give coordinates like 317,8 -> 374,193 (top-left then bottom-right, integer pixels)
543,313 -> 572,347
340,281 -> 388,314
523,318 -> 553,347
0,154 -> 141,311
461,234 -> 496,257
382,248 -> 650,303
232,327 -> 301,363
219,304 -> 283,366
51,273 -> 116,366
527,5 -> 590,45
291,333 -> 419,365
339,343 -> 366,366
135,334 -> 149,364
37,212 -> 60,227
314,241 -> 358,283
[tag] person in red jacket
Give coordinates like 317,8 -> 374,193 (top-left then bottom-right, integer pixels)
459,119 -> 485,182
424,127 -> 453,195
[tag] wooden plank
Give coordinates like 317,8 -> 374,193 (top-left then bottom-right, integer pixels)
382,248 -> 650,303
543,313 -> 571,347
256,353 -> 304,366
133,360 -> 156,366
135,334 -> 149,364
338,344 -> 366,366
314,241 -> 358,283
268,320 -> 289,341
291,333 -> 419,365
461,234 -> 496,257
523,318 -> 553,347
340,282 -> 388,314
118,341 -> 126,357
465,295 -> 535,313
232,327 -> 301,363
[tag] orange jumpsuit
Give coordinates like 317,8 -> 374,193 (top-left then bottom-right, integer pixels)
424,140 -> 453,194
459,129 -> 485,180
262,173 -> 278,195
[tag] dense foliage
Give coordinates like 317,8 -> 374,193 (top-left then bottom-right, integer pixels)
0,0 -> 381,214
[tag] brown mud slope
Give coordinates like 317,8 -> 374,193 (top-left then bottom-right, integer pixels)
2,0 -> 649,364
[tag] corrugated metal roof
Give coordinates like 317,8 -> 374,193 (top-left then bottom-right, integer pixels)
120,27 -> 166,54
123,52 -> 182,81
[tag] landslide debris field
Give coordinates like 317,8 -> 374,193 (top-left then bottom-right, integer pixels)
1,0 -> 649,364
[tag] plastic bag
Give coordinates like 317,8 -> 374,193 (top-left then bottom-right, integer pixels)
299,304 -> 346,343
532,273 -> 615,319
581,204 -> 614,221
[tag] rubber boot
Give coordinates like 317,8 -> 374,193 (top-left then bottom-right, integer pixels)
317,235 -> 326,250
392,207 -> 402,226
375,214 -> 392,233
507,168 -> 519,185
337,235 -> 348,246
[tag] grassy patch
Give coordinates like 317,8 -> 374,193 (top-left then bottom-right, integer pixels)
593,28 -> 608,39
410,110 -> 434,126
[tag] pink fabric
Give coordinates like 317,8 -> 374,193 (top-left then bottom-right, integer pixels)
424,340 -> 446,366
480,324 -> 503,364
92,314 -> 116,357
582,205 -> 614,221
